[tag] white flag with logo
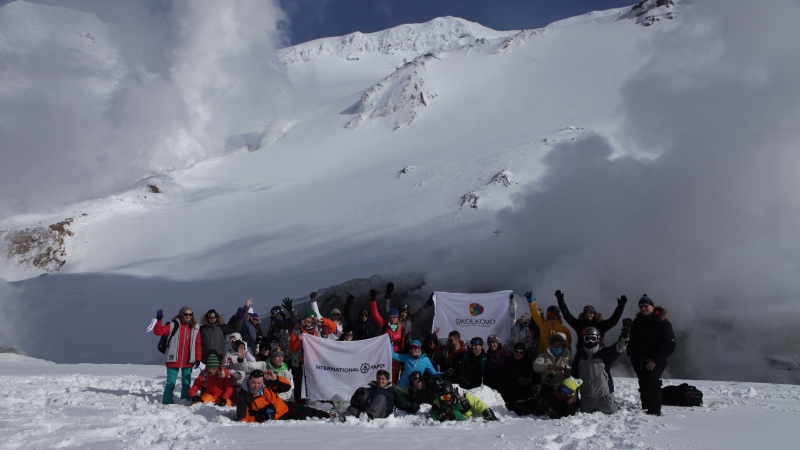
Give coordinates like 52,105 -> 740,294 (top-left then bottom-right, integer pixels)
432,291 -> 513,345
302,333 -> 392,401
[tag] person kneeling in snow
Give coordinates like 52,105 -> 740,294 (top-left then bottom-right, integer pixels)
236,369 -> 329,422
428,380 -> 498,422
190,354 -> 235,406
340,369 -> 418,422
514,376 -> 582,419
571,326 -> 629,414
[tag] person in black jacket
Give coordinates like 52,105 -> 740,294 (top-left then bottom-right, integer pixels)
407,371 -> 437,406
199,299 -> 250,363
500,342 -> 539,407
339,370 -> 418,422
627,294 -> 676,416
555,290 -> 627,351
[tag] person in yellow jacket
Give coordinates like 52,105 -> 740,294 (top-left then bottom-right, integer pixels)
428,380 -> 498,422
525,291 -> 573,354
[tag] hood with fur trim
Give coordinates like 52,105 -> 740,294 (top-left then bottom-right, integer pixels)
577,312 -> 605,322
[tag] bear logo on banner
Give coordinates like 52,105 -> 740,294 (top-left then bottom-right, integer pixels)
469,303 -> 485,316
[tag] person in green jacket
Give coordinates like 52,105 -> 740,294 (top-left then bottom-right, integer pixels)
428,380 -> 498,422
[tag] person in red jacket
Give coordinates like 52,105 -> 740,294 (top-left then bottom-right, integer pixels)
189,354 -> 235,406
154,306 -> 202,404
369,286 -> 406,382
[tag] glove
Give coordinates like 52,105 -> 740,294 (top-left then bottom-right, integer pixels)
458,395 -> 471,412
282,297 -> 293,311
524,291 -> 534,302
194,361 -> 201,369
310,291 -> 317,300
426,293 -> 434,306
346,294 -> 355,305
215,398 -> 227,407
618,295 -> 628,306
439,410 -> 456,422
191,396 -> 202,404
255,406 -> 276,423
385,282 -> 394,295
555,290 -> 565,302
482,408 -> 498,421
517,377 -> 532,388
369,289 -> 377,301
509,292 -> 515,300
156,309 -> 164,320
621,318 -> 633,338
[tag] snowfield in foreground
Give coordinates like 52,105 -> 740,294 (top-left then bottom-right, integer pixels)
1,354 -> 797,450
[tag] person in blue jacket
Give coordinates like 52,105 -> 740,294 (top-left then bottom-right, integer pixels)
392,339 -> 442,398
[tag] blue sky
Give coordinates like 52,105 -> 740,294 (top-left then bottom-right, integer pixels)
279,0 -> 637,45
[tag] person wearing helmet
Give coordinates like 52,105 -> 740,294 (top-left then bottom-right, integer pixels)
570,326 -> 629,414
533,332 -> 572,386
266,298 -> 299,400
554,290 -> 627,352
407,371 -> 437,405
429,380 -> 498,422
513,376 -> 582,419
200,298 -> 250,365
524,291 -> 573,355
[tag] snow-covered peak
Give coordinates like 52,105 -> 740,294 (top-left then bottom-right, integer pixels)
278,16 -> 518,64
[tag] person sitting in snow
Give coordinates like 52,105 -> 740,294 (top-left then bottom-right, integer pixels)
428,380 -> 498,422
339,369 -> 418,422
189,354 -> 235,407
234,343 -> 294,402
513,376 -> 582,419
571,326 -> 629,414
265,298 -> 299,400
500,342 -> 539,407
236,369 -> 330,422
533,332 -> 572,387
555,290 -> 627,352
407,371 -> 437,406
525,291 -> 573,355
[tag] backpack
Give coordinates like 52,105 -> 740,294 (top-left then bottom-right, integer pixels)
662,383 -> 703,407
157,319 -> 180,354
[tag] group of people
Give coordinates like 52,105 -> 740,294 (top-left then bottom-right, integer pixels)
152,284 -> 676,423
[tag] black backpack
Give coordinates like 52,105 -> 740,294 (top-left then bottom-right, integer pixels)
662,383 -> 703,407
157,319 -> 180,354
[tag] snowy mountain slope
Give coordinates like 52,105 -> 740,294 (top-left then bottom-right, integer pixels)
1,354 -> 798,450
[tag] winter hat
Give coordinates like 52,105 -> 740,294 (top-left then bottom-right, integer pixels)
513,342 -> 526,352
330,308 -> 341,316
228,332 -> 242,341
561,377 -> 583,393
639,294 -> 655,307
270,348 -> 285,359
388,308 -> 399,317
546,305 -> 561,315
410,340 -> 422,347
304,309 -> 318,319
179,306 -> 193,316
583,305 -> 597,315
206,354 -> 220,369
250,313 -> 259,319
549,332 -> 568,346
487,334 -> 501,344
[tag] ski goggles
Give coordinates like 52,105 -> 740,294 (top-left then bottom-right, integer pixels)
582,335 -> 599,343
409,344 -> 421,350
555,385 -> 576,399
439,394 -> 453,402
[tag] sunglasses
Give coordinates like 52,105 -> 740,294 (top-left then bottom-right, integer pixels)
514,349 -> 525,354
183,313 -> 193,317
409,345 -> 421,350
439,394 -> 452,402
271,311 -> 282,316
389,315 -> 398,319
557,385 -> 575,397
547,312 -> 559,317
360,314 -> 369,317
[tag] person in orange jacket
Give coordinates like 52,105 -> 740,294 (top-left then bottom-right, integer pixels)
189,354 -> 235,406
153,306 -> 202,404
289,309 -> 338,402
524,291 -> 573,355
236,369 -> 329,422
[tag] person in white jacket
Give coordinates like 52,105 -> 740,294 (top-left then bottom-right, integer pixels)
533,332 -> 572,386
234,343 -> 294,401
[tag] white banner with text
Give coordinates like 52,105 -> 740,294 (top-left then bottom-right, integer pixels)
432,291 -> 513,345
